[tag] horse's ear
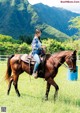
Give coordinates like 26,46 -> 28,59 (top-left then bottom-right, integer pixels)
73,50 -> 77,55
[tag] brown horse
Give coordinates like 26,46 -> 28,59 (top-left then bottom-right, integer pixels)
5,50 -> 77,101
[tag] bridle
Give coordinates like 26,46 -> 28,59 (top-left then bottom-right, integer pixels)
59,61 -> 69,69
59,55 -> 76,70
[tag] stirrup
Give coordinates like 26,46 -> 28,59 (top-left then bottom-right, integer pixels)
32,72 -> 38,79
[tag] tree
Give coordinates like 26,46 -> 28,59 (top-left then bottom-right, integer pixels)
69,16 -> 80,39
19,35 -> 33,44
69,16 -> 80,30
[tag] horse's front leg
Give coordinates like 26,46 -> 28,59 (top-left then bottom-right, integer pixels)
45,82 -> 51,100
47,77 -> 59,101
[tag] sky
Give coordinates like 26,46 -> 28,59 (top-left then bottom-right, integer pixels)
29,0 -> 80,14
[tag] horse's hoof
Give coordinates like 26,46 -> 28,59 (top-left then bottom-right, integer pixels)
7,92 -> 9,95
17,93 -> 20,97
45,98 -> 48,101
54,95 -> 58,102
42,96 -> 48,101
54,97 -> 56,103
44,96 -> 48,101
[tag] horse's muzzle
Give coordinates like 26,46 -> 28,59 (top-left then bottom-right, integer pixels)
73,69 -> 77,73
70,68 -> 77,73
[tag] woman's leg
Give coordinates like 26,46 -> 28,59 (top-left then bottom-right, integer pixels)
33,54 -> 40,73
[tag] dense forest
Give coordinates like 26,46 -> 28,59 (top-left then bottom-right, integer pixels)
0,34 -> 80,57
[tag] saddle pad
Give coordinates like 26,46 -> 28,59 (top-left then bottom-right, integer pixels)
21,54 -> 35,64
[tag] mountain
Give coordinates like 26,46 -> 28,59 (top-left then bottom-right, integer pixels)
33,3 -> 80,36
0,0 -> 38,37
0,0 -> 79,41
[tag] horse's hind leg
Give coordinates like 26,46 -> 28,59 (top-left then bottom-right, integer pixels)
13,74 -> 20,97
7,78 -> 13,95
47,77 -> 59,101
45,82 -> 51,100
13,81 -> 20,97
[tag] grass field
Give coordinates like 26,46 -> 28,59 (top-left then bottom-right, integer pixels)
0,61 -> 80,113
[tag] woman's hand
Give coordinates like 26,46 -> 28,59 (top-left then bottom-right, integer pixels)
41,45 -> 46,53
42,45 -> 46,49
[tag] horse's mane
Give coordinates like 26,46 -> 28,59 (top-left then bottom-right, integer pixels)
51,51 -> 72,58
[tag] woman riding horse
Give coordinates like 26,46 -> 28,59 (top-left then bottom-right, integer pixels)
32,29 -> 45,78
5,50 -> 77,100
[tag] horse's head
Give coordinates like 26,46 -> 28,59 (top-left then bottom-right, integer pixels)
65,50 -> 77,72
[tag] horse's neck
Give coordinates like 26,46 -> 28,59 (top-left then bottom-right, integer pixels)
58,56 -> 66,67
52,54 -> 66,68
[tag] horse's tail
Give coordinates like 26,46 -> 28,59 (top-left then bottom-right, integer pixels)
5,55 -> 14,82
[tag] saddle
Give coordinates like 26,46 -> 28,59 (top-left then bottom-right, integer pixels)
21,54 -> 50,78
21,54 -> 36,65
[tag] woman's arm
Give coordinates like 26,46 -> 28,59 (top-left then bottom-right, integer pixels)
32,38 -> 41,50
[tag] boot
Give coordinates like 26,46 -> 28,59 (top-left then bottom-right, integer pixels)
32,72 -> 38,79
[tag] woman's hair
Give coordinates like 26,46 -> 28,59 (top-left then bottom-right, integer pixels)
35,29 -> 42,34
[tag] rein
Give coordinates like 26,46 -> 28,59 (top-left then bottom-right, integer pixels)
59,55 -> 75,70
59,61 -> 70,69
52,56 -> 73,70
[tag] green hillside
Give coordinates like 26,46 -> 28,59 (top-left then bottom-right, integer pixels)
36,24 -> 70,41
0,0 -> 74,42
33,3 -> 80,36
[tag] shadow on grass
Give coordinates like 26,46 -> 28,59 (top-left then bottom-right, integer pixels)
18,92 -> 80,106
58,95 -> 80,107
21,93 -> 49,102
21,93 -> 41,100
